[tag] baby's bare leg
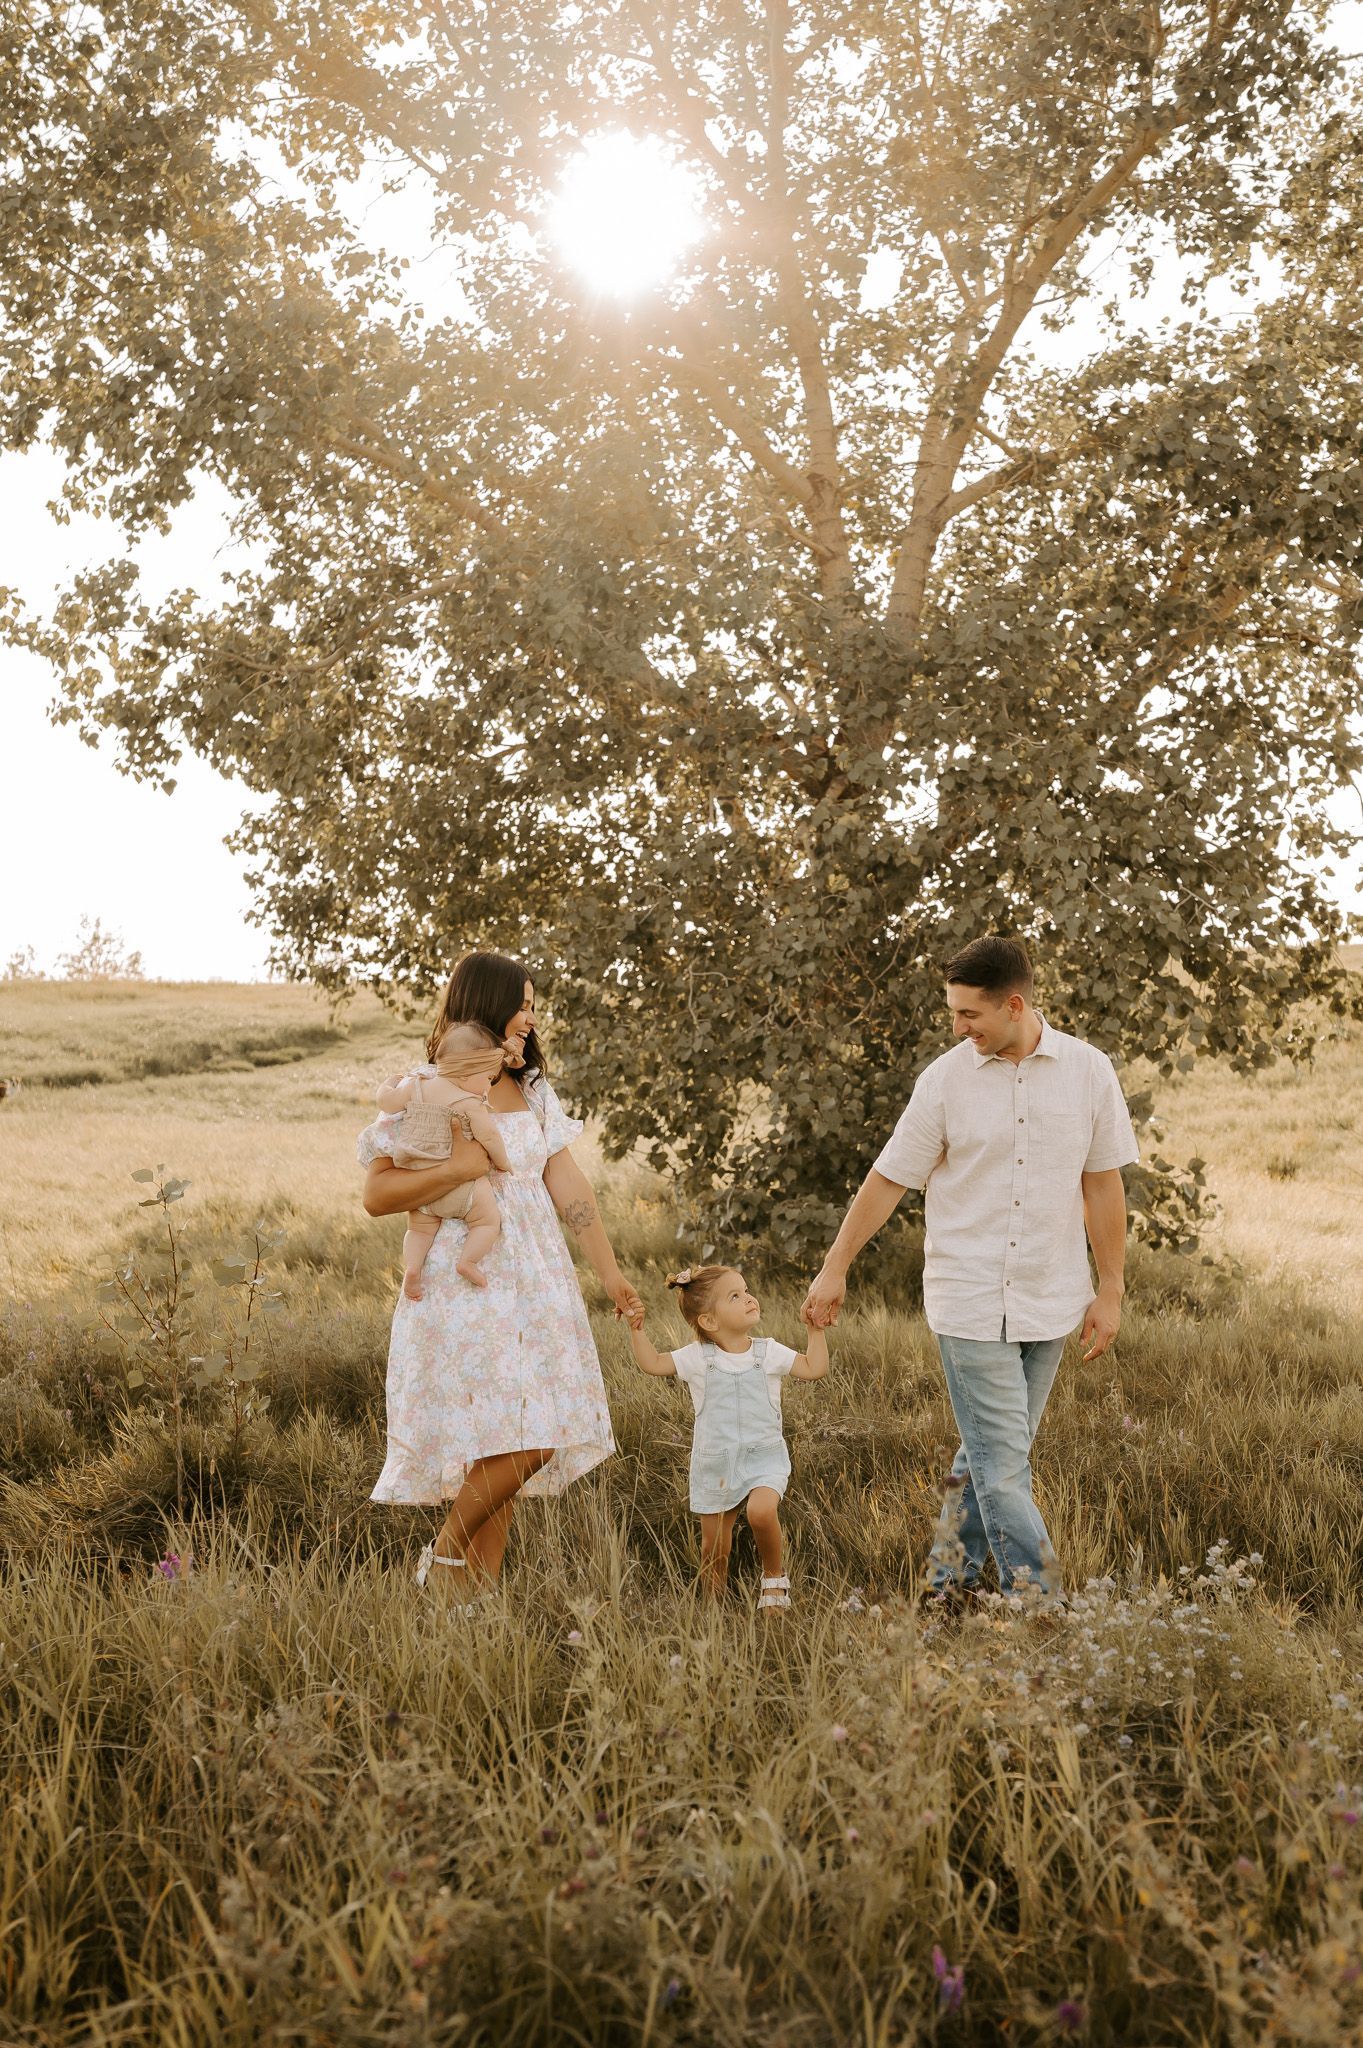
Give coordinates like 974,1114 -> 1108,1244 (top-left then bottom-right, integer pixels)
455,1181 -> 501,1288
401,1212 -> 441,1301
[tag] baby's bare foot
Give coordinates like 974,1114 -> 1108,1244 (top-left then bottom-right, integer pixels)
403,1271 -> 425,1301
457,1260 -> 488,1289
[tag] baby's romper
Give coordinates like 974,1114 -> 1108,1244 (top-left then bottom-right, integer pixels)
688,1338 -> 792,1514
389,1074 -> 478,1223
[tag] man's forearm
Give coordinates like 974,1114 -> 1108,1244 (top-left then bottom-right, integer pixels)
1083,1172 -> 1128,1293
822,1170 -> 910,1274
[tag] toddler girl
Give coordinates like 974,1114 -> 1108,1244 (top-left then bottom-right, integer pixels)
628,1265 -> 829,1609
374,1022 -> 512,1297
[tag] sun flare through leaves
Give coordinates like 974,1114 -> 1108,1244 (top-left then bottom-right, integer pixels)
547,131 -> 704,297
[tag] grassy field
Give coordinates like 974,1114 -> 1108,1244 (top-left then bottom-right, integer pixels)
1,979 -> 1361,2044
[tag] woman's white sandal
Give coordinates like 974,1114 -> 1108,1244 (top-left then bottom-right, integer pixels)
416,1541 -> 468,1588
758,1575 -> 791,1611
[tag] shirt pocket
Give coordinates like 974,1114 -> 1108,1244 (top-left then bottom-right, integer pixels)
1038,1109 -> 1089,1179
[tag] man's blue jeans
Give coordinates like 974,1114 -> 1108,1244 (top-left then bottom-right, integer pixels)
927,1327 -> 1067,1596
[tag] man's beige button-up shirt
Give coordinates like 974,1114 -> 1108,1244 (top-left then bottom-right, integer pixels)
874,1017 -> 1139,1342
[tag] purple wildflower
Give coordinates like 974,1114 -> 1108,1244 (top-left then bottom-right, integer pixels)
156,1553 -> 182,1580
1056,1999 -> 1086,2033
932,1946 -> 965,2012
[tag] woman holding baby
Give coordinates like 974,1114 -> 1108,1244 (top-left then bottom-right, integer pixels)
360,950 -> 640,1600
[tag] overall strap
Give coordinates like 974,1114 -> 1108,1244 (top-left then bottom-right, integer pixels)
752,1337 -> 769,1367
409,1073 -> 425,1106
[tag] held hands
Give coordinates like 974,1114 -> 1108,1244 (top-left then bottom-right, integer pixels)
1081,1285 -> 1123,1361
609,1275 -> 645,1328
801,1266 -> 846,1330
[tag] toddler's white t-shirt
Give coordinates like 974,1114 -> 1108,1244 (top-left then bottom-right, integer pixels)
669,1339 -> 799,1419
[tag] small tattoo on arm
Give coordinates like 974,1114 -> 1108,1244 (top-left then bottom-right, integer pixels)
563,1197 -> 596,1236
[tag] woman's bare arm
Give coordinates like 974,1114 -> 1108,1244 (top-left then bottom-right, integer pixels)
541,1148 -> 642,1321
362,1137 -> 491,1218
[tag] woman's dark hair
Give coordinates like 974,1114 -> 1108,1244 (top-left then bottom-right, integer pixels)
942,934 -> 1034,998
426,951 -> 544,1075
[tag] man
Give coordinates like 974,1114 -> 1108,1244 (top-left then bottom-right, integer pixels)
802,936 -> 1138,1603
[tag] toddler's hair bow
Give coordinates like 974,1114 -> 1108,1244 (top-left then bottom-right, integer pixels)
666,1268 -> 694,1289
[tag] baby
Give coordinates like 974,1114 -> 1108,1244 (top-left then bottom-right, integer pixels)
628,1264 -> 829,1609
376,1022 -> 512,1298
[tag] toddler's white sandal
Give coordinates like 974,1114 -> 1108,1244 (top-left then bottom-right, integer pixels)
416,1541 -> 468,1588
758,1575 -> 791,1611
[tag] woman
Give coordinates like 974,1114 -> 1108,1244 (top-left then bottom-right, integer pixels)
360,951 -> 641,1599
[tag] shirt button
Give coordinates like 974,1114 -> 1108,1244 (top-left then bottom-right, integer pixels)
1010,1240 -> 1017,1247
1018,1117 -> 1025,1125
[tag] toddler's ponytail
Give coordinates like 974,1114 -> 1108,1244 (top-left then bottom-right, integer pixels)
665,1264 -> 731,1331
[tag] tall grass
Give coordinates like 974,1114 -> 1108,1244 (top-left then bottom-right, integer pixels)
2,1507 -> 1361,2044
3,1235 -> 1363,2044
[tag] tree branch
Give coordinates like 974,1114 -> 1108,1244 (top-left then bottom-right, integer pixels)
326,422 -> 508,539
940,417 -> 1129,521
886,119 -> 1164,639
764,0 -> 852,598
642,11 -> 757,223
1123,541 -> 1277,729
658,333 -> 815,511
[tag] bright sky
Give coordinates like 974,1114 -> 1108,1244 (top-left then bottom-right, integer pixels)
5,7 -> 1362,981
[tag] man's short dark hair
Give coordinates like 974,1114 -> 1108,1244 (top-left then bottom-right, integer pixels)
942,935 -> 1034,998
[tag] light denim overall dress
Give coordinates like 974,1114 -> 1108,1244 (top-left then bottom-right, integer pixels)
688,1338 -> 792,1514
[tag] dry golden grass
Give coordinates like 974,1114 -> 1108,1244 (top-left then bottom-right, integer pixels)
0,981 -> 407,1291
1,981 -> 1361,2044
1157,1022 -> 1363,1311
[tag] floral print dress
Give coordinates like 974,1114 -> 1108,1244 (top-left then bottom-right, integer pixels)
357,1070 -> 616,1504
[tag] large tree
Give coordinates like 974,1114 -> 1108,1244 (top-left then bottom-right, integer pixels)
5,0 -> 1361,1251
